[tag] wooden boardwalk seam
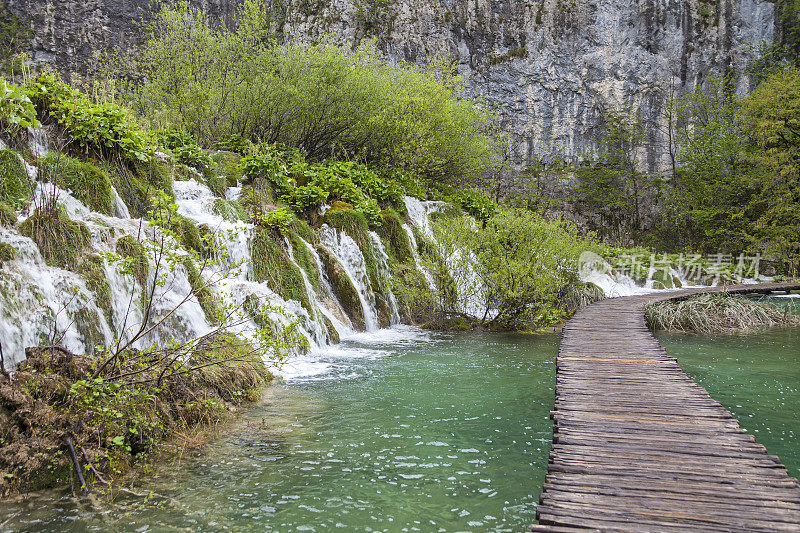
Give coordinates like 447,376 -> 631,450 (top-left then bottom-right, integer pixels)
534,282 -> 800,532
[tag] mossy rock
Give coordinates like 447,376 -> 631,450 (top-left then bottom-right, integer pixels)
375,294 -> 391,328
39,154 -> 114,215
204,173 -> 228,198
316,244 -> 365,330
287,231 -> 321,294
321,313 -> 340,344
165,214 -> 204,256
211,151 -> 243,188
77,254 -> 113,325
651,269 -> 674,289
109,157 -> 173,219
289,217 -> 317,245
0,242 -> 16,262
379,209 -> 413,264
116,235 -> 149,305
251,229 -> 313,314
19,205 -> 91,270
180,255 -> 220,324
0,201 -> 17,226
323,207 -> 382,297
0,149 -> 32,209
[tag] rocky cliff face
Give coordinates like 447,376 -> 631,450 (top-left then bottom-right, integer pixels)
5,0 -> 775,173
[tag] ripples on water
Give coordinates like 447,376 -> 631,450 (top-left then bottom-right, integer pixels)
0,327 -> 558,532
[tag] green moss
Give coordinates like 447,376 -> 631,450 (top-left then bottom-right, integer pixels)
116,235 -> 149,299
321,313 -> 340,344
19,205 -> 91,270
324,205 -> 381,296
212,199 -> 246,221
0,242 -> 15,263
167,214 -> 204,256
0,149 -> 32,209
251,229 -> 313,314
0,201 -> 16,226
288,231 -> 321,294
211,151 -> 243,188
289,217 -> 317,245
110,157 -> 173,218
379,209 -> 413,264
180,256 -> 220,324
316,244 -> 366,330
77,254 -> 113,324
39,154 -> 114,215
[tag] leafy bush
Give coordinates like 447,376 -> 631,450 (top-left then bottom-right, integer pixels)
255,207 -> 294,232
39,153 -> 115,215
152,129 -> 213,175
0,79 -> 40,134
451,189 -> 499,223
432,209 -> 596,329
27,74 -> 150,162
137,1 -> 497,184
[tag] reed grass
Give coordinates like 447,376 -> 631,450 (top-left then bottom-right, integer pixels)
645,294 -> 799,334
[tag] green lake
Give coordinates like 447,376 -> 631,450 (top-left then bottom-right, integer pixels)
2,307 -> 799,532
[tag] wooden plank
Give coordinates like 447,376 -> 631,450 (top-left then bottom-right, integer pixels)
535,282 -> 800,531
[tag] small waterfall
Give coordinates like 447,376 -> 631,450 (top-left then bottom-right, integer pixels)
300,237 -> 353,334
319,225 -> 380,331
369,231 -> 401,325
402,223 -> 436,292
403,196 -> 491,320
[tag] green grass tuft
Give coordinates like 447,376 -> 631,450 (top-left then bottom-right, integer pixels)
0,149 -> 32,209
180,256 -> 221,324
19,204 -> 91,270
77,254 -> 113,325
645,294 -> 800,334
0,201 -> 17,226
39,153 -> 115,215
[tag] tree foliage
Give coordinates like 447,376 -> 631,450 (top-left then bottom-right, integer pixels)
136,0 -> 496,185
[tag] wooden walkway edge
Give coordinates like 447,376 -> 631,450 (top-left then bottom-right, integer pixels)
534,282 -> 800,532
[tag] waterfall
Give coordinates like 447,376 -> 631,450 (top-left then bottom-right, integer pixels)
369,231 -> 401,325
402,223 -> 436,292
403,196 -> 491,320
319,225 -> 380,331
300,237 -> 353,334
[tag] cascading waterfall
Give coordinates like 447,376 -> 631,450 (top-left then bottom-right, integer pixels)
402,196 -> 491,320
401,223 -> 437,292
368,231 -> 401,325
299,236 -> 353,334
318,224 -> 380,331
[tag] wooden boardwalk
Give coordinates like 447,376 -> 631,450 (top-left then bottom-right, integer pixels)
535,282 -> 800,532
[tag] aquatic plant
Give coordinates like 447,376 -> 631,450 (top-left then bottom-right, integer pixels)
645,293 -> 800,334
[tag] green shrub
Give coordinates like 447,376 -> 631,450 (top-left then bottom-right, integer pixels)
255,207 -> 294,233
19,204 -> 91,270
211,151 -> 243,187
152,129 -> 213,175
251,229 -> 312,313
0,79 -> 40,134
39,153 -> 115,215
0,149 -> 31,209
450,189 -> 498,223
138,2 -> 497,184
28,74 -> 150,162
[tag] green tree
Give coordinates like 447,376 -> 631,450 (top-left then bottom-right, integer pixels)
739,67 -> 800,274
